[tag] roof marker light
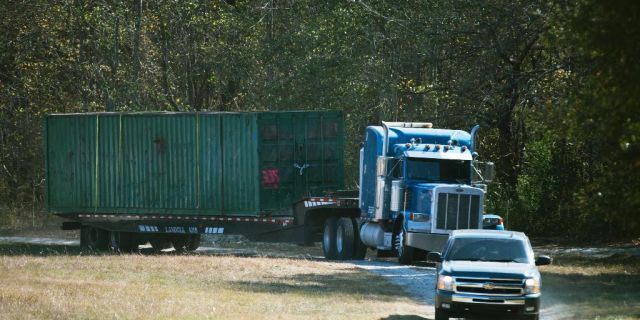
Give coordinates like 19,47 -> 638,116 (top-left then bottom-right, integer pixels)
435,144 -> 441,151
461,146 -> 467,152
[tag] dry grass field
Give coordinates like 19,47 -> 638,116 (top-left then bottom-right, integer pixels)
539,254 -> 640,320
0,243 -> 428,320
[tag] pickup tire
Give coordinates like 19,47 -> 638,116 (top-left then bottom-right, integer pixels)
336,217 -> 355,260
322,217 -> 338,260
434,308 -> 449,320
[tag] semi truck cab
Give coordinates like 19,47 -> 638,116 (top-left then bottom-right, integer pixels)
357,122 -> 493,264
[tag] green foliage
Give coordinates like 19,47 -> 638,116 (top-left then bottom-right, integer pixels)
0,0 -> 637,238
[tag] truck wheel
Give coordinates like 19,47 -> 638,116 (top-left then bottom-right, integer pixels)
352,218 -> 367,260
322,217 -> 338,260
435,308 -> 449,320
396,228 -> 414,265
336,217 -> 355,260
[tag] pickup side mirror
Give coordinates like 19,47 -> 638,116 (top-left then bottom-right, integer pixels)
535,255 -> 552,266
427,252 -> 442,262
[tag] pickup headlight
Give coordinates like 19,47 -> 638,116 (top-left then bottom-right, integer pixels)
524,277 -> 540,294
437,275 -> 455,291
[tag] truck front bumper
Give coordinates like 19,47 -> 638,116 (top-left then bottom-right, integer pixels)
405,232 -> 449,252
435,290 -> 540,319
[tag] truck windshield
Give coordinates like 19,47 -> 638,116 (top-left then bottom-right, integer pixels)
406,158 -> 470,183
444,238 -> 531,264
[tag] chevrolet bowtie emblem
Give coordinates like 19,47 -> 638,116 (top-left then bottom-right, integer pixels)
483,282 -> 496,290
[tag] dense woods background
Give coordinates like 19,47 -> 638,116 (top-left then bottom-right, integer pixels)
1,0 -> 638,239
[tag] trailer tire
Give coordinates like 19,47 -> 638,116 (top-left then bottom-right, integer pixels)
322,217 -> 338,260
352,219 -> 367,260
110,232 -> 137,253
336,217 -> 355,260
150,237 -> 172,252
186,234 -> 201,251
81,226 -> 109,251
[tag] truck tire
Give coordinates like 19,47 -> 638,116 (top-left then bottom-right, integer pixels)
396,227 -> 414,265
352,219 -> 367,260
172,235 -> 200,252
336,217 -> 355,260
322,217 -> 338,260
435,308 -> 449,320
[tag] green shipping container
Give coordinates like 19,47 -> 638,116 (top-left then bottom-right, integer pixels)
44,111 -> 344,217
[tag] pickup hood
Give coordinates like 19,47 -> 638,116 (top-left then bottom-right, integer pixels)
441,260 -> 539,279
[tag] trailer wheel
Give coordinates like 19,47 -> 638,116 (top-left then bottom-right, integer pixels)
351,218 -> 367,260
81,226 -> 109,251
186,234 -> 201,251
322,217 -> 338,260
336,217 -> 355,260
110,232 -> 137,253
149,237 -> 172,252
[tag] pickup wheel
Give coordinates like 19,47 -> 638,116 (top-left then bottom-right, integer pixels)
322,217 -> 338,260
335,217 -> 355,260
434,308 -> 449,320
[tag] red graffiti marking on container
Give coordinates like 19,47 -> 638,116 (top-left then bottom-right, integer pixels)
262,168 -> 280,189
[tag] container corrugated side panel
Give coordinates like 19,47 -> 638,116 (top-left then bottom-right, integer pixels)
199,114 -> 223,214
46,115 -> 97,212
118,114 -> 198,214
222,113 -> 259,215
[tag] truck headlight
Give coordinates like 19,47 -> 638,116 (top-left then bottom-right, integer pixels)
437,275 -> 455,291
524,278 -> 540,294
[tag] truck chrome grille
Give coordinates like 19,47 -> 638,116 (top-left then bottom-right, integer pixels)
454,277 -> 524,296
436,193 -> 481,230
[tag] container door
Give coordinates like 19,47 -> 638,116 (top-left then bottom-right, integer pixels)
258,111 -> 344,213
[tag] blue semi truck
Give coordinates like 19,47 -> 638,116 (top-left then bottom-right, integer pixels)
47,113 -> 493,262
299,121 -> 494,264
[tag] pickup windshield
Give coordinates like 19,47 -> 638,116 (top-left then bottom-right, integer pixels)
406,158 -> 470,183
445,238 -> 531,264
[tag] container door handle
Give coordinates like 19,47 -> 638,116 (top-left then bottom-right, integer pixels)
293,163 -> 310,175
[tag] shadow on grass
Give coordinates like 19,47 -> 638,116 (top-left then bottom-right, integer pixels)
542,271 -> 640,318
229,270 -> 417,300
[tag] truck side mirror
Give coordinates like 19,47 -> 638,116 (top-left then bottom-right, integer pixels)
483,162 -> 495,183
427,252 -> 442,262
